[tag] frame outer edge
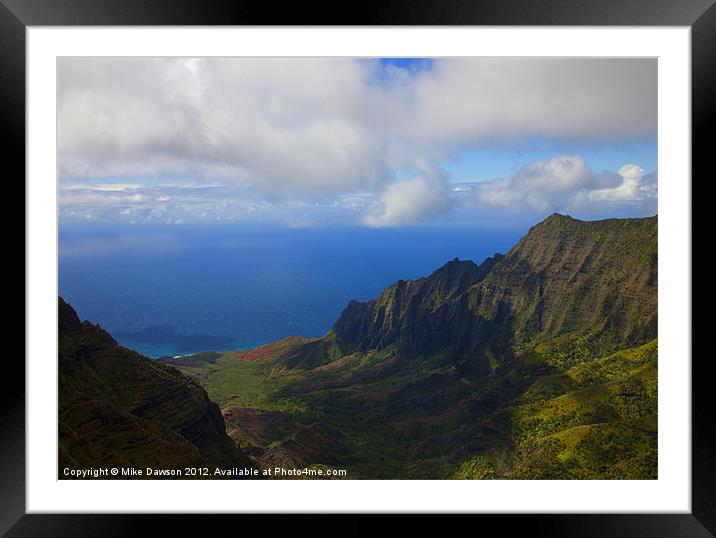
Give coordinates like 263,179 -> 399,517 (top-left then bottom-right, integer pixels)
691,1 -> 716,536
0,0 -> 27,535
0,0 -> 715,26
5,0 -> 713,534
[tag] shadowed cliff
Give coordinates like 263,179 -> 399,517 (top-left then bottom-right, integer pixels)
58,298 -> 255,477
288,213 -> 657,374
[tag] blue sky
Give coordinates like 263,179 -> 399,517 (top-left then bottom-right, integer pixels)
58,57 -> 657,228
378,58 -> 434,70
371,57 -> 435,85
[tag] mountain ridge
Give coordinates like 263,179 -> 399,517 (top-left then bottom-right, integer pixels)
162,213 -> 658,479
286,212 -> 657,374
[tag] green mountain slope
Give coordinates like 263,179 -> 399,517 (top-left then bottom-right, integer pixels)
162,213 -> 658,479
289,214 -> 656,376
58,298 -> 255,477
479,214 -> 657,351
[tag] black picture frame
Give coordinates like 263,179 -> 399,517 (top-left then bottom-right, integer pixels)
3,0 -> 711,535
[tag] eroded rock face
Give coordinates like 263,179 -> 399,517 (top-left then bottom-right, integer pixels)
472,214 -> 657,350
301,213 -> 657,372
58,298 -> 255,477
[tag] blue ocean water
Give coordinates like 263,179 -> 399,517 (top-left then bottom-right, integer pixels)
58,223 -> 526,358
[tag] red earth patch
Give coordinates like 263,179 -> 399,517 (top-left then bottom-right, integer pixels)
235,343 -> 275,362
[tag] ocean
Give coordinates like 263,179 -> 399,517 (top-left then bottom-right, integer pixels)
59,222 -> 526,358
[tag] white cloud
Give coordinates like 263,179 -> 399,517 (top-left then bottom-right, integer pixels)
58,58 -> 390,195
363,176 -> 451,227
588,164 -> 648,202
59,157 -> 657,225
388,58 -> 656,147
58,182 -> 376,227
476,155 -> 592,212
472,155 -> 657,215
57,57 -> 657,225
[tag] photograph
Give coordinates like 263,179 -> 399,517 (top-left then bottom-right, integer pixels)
56,56 -> 659,481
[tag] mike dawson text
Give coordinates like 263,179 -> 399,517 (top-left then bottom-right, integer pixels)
62,467 -> 260,478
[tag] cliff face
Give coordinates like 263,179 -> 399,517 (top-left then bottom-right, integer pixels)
58,298 -> 254,476
333,254 -> 503,351
295,214 -> 657,373
159,214 -> 659,479
470,214 -> 657,349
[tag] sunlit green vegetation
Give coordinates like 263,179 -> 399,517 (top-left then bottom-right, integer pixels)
159,214 -> 659,479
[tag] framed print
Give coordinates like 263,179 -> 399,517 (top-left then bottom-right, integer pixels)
4,0 -> 712,535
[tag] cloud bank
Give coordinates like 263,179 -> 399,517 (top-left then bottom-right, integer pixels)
58,57 -> 657,226
472,155 -> 657,215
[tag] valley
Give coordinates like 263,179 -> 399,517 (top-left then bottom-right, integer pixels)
159,213 -> 658,479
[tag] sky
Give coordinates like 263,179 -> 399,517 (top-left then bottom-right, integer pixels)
57,57 -> 657,229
